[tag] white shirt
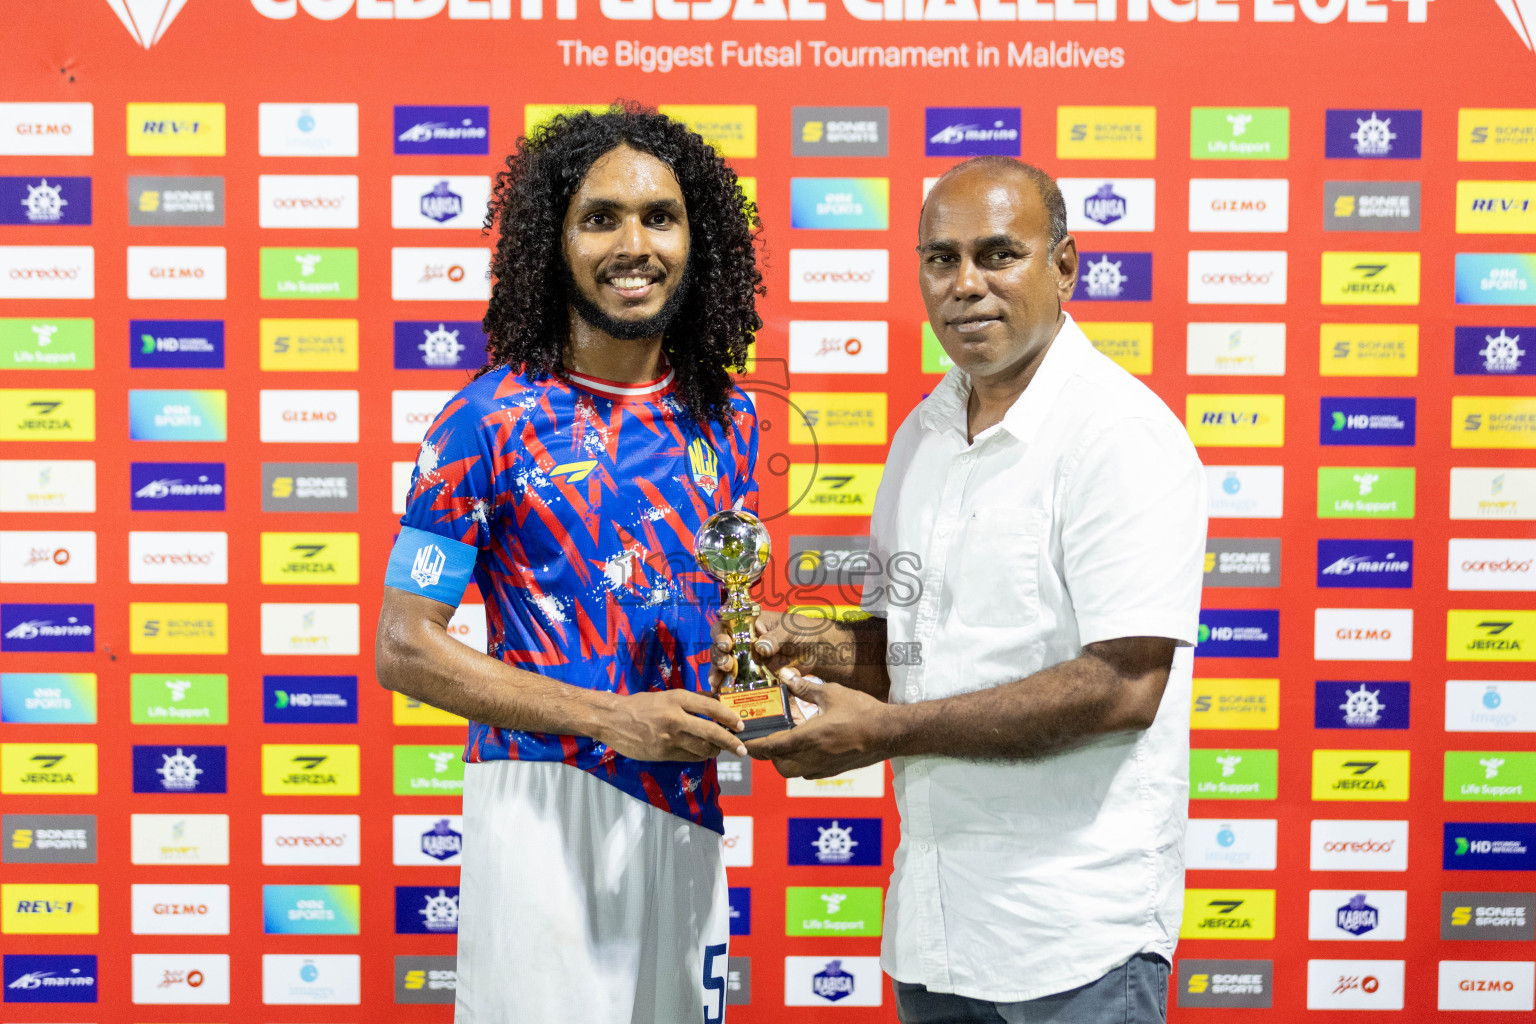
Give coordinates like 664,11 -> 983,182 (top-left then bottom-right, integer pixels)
863,313 -> 1207,1003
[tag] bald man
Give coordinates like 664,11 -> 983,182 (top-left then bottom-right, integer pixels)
739,157 -> 1207,1023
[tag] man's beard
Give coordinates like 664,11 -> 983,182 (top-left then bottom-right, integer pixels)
565,261 -> 692,342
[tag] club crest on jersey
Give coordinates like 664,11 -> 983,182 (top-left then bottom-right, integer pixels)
410,544 -> 446,589
688,438 -> 720,492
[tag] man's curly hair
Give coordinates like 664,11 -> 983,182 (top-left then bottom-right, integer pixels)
480,103 -> 763,425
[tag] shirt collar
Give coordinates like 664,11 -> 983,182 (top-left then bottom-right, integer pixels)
917,312 -> 1091,443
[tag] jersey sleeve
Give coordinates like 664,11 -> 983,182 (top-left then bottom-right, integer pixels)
729,389 -> 760,515
384,391 -> 497,607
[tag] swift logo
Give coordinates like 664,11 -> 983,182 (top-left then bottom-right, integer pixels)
105,0 -> 189,49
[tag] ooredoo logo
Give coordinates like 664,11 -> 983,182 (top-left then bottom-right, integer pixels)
789,250 -> 889,303
0,247 -> 95,299
261,814 -> 361,865
259,176 -> 359,229
1311,820 -> 1409,871
1188,251 -> 1288,305
1449,538 -> 1536,591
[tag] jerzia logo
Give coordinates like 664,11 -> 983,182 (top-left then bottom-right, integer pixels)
105,0 -> 188,49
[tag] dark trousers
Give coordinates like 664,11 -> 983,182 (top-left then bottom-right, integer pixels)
894,953 -> 1170,1024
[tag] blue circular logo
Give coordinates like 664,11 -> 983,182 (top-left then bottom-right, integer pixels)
297,113 -> 315,133
1484,689 -> 1502,709
1217,828 -> 1235,847
300,963 -> 318,982
1222,474 -> 1241,495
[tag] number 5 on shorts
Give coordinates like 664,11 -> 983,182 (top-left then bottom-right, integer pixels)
702,942 -> 728,1024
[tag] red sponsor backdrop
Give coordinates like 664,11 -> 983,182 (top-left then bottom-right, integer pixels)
3,1 -> 1535,1020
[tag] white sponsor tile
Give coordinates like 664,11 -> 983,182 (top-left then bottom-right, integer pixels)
132,953 -> 230,1004
258,103 -> 358,157
1308,889 -> 1408,941
1314,608 -> 1413,661
1186,323 -> 1286,375
1188,179 -> 1289,233
391,175 -> 494,229
259,390 -> 359,443
789,250 -> 889,303
0,460 -> 95,513
391,247 -> 492,301
128,532 -> 228,585
258,175 -> 360,229
130,814 -> 229,865
1448,538 -> 1536,591
0,245 -> 94,299
126,246 -> 226,300
1446,680 -> 1536,733
1187,251 -> 1287,305
1306,959 -> 1404,1010
788,321 -> 889,374
260,603 -> 360,656
262,814 -> 362,866
130,883 -> 230,935
0,530 -> 96,583
0,102 -> 93,155
1206,466 -> 1283,519
1310,819 -> 1409,872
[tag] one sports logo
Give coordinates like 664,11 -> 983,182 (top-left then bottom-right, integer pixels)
410,544 -> 446,589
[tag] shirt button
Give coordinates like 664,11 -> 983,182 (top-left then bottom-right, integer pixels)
958,453 -> 973,465
918,841 -> 932,853
936,523 -> 951,538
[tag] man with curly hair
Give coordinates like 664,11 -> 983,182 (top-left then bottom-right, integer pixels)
376,105 -> 763,1024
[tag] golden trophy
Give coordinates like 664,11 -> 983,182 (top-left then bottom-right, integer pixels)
695,509 -> 794,739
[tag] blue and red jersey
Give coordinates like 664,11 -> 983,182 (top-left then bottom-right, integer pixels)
385,362 -> 759,833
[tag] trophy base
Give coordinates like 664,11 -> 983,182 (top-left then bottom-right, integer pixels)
718,684 -> 794,740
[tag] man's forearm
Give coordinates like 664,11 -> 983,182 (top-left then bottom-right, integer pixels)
878,640 -> 1173,761
376,613 -> 616,738
781,614 -> 892,700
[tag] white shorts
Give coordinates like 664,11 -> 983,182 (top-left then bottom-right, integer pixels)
455,759 -> 731,1024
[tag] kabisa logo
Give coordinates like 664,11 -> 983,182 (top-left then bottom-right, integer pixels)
1315,681 -> 1411,730
0,603 -> 94,653
924,107 -> 1020,157
132,745 -> 225,794
813,961 -> 855,1002
420,819 -> 462,861
788,818 -> 881,866
106,0 -> 187,48
1317,540 -> 1413,589
1336,894 -> 1379,936
1325,110 -> 1422,159
1072,252 -> 1153,301
1084,182 -> 1126,225
0,176 -> 90,226
3,953 -> 97,1003
396,886 -> 460,934
394,106 -> 490,155
393,321 -> 487,370
419,181 -> 462,222
130,462 -> 225,511
1456,326 -> 1531,375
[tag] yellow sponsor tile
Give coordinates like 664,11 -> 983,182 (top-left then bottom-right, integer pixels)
392,691 -> 466,727
126,102 -> 226,156
1459,108 -> 1536,162
788,392 -> 887,445
1320,252 -> 1421,305
1457,181 -> 1536,234
1190,679 -> 1279,730
658,105 -> 757,159
1057,106 -> 1156,160
261,744 -> 361,795
0,388 -> 95,441
1319,323 -> 1419,376
129,603 -> 228,655
786,463 -> 882,517
1185,395 -> 1285,447
1311,749 -> 1410,801
2,883 -> 98,934
260,532 -> 361,585
259,318 -> 359,372
523,104 -> 610,135
1447,610 -> 1536,662
1,742 -> 97,794
1080,321 -> 1152,375
1180,889 -> 1275,940
1452,396 -> 1536,449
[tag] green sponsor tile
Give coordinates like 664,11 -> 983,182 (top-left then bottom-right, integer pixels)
1445,751 -> 1536,802
0,318 -> 93,369
129,673 -> 228,725
259,247 -> 359,300
921,323 -> 955,375
1191,748 -> 1277,800
1317,467 -> 1415,519
1191,107 -> 1290,160
785,886 -> 883,937
393,744 -> 465,795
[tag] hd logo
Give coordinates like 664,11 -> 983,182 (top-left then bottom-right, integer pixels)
260,533 -> 360,584
1312,750 -> 1410,801
262,745 -> 361,795
1180,890 -> 1276,940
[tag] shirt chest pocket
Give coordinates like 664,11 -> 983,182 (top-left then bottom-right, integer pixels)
954,507 -> 1048,628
